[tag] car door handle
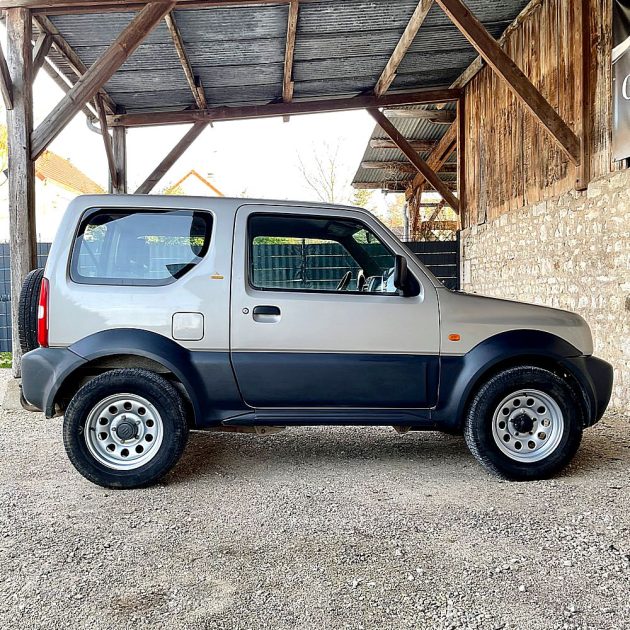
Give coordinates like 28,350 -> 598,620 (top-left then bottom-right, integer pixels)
253,305 -> 281,316
252,305 -> 281,322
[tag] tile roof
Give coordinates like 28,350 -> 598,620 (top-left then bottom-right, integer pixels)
35,150 -> 105,194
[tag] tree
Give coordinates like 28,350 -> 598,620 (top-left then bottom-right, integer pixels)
297,141 -> 353,204
351,187 -> 375,210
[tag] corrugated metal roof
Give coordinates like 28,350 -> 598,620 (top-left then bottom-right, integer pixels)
46,0 -> 530,114
353,103 -> 458,188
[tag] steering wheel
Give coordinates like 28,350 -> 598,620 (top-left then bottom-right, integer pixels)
356,270 -> 366,292
336,270 -> 353,291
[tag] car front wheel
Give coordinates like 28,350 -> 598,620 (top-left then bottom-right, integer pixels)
63,369 -> 189,489
464,366 -> 583,480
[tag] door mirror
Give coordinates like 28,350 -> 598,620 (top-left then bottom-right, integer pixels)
394,255 -> 412,296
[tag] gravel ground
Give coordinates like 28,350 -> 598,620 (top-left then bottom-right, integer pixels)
0,369 -> 628,630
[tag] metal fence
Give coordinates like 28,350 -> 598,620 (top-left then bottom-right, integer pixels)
0,237 -> 459,352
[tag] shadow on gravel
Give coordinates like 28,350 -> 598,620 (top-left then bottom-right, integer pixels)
168,428 -> 470,483
165,422 -> 629,485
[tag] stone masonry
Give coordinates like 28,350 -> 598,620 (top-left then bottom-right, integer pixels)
461,169 -> 630,410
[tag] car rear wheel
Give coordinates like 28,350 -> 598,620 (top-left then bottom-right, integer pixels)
464,366 -> 583,480
18,268 -> 44,354
63,369 -> 189,489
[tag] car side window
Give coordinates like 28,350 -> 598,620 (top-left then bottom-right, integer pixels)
248,213 -> 399,294
71,208 -> 212,286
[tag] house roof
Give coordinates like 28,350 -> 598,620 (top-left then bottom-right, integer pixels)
32,0 -> 531,115
166,169 -> 224,196
36,150 -> 105,194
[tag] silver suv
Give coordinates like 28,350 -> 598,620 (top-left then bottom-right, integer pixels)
19,195 -> 613,488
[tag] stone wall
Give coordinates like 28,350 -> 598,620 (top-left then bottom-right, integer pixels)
461,169 -> 630,410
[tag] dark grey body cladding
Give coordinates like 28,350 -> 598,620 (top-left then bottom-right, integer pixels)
21,328 -> 612,430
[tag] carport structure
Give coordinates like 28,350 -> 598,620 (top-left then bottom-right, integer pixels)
1,0 -> 592,373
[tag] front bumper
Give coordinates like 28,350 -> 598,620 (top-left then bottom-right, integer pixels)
564,355 -> 614,427
21,347 -> 87,417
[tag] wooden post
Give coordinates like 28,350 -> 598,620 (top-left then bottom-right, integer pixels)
135,122 -> 207,194
111,125 -> 127,193
96,95 -> 118,191
576,0 -> 592,191
456,96 -> 466,221
6,8 -> 36,377
368,108 -> 460,212
31,0 -> 176,159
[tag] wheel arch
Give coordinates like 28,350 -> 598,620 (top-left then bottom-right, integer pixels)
53,329 -> 204,424
434,330 -> 595,431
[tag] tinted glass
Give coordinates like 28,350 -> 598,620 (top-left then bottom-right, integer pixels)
249,214 -> 397,294
71,209 -> 212,285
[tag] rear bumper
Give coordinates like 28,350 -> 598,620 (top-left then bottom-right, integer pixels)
21,347 -> 87,417
564,355 -> 614,427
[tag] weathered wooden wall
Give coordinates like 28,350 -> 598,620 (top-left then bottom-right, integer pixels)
463,0 -> 615,227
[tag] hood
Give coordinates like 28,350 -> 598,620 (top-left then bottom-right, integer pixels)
438,290 -> 593,356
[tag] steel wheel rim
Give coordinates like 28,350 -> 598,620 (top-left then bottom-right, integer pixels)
84,393 -> 164,470
491,389 -> 564,463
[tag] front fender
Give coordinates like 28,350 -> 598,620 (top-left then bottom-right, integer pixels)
432,329 -> 599,431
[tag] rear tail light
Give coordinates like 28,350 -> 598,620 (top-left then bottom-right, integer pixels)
37,277 -> 49,348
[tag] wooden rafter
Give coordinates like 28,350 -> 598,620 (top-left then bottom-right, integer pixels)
108,88 -> 461,127
282,0 -> 298,106
164,11 -> 207,109
368,108 -> 460,212
32,14 -> 115,113
406,121 -> 457,198
361,161 -> 456,174
435,0 -> 580,164
384,108 -> 455,123
31,1 -> 176,160
135,121 -> 208,194
369,138 -> 435,151
31,32 -> 52,76
40,58 -> 97,118
95,94 -> 118,190
353,181 -> 456,192
0,40 -> 13,109
374,0 -> 433,96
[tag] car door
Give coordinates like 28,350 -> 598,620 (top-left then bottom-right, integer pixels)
229,204 -> 440,409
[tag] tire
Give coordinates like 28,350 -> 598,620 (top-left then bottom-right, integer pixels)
464,366 -> 583,481
18,268 -> 44,354
63,369 -> 189,489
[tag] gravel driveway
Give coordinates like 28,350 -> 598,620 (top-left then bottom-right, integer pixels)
0,369 -> 628,630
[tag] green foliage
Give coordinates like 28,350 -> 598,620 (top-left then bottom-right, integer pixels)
0,353 -> 12,369
352,188 -> 375,210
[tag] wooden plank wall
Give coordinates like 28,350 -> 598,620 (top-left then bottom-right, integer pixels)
463,0 -> 615,227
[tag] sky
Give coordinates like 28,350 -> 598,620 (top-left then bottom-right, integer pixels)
0,23 -> 392,216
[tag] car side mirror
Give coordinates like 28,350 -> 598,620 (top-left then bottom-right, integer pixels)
394,255 -> 412,296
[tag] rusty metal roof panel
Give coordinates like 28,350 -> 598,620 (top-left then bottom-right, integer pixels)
46,0 -> 531,114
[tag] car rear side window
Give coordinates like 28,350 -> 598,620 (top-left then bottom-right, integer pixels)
71,209 -> 212,286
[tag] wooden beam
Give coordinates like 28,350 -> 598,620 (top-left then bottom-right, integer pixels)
368,107 -> 459,212
95,95 -> 118,191
31,1 -> 176,160
108,88 -> 461,127
449,0 -> 543,89
282,0 -> 298,106
33,14 -> 115,112
369,138 -> 436,151
361,161 -> 456,173
353,181 -> 456,192
456,96 -> 465,216
384,108 -> 455,124
135,121 -> 208,194
0,40 -> 13,109
6,7 -> 36,376
407,121 -> 457,198
576,0 -> 591,190
111,124 -> 127,193
374,0 -> 433,96
41,58 -> 97,119
32,32 -> 53,76
164,11 -> 206,110
435,0 -> 580,164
